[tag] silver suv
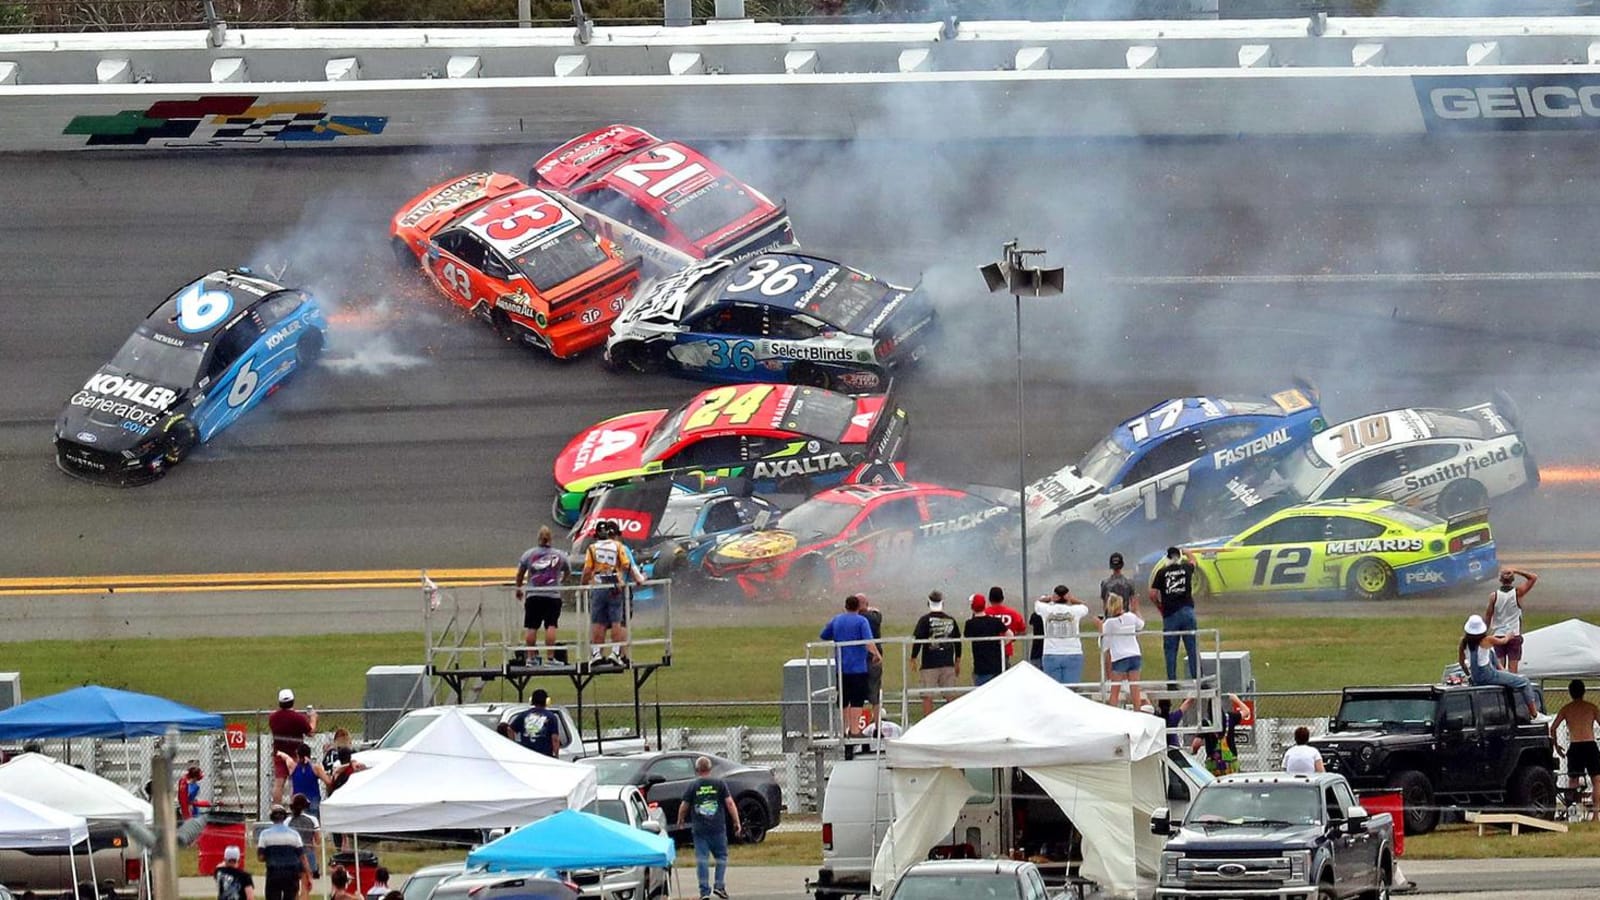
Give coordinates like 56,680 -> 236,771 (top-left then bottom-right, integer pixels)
429,872 -> 578,900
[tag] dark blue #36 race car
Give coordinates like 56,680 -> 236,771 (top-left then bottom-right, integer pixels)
54,269 -> 327,485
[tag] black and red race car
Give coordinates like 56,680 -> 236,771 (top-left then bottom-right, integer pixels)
532,124 -> 795,274
390,172 -> 639,358
703,481 -> 1019,601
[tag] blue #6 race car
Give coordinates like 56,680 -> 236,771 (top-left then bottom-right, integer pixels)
1025,383 -> 1326,566
603,252 -> 935,393
54,269 -> 326,484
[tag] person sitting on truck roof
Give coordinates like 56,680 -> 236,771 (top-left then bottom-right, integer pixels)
1460,614 -> 1542,721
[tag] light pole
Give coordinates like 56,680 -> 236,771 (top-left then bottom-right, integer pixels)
980,241 -> 1064,621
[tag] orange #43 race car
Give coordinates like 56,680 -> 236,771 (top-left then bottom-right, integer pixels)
390,172 -> 640,358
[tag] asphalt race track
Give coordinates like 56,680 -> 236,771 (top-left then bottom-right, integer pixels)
5,135 -> 1600,606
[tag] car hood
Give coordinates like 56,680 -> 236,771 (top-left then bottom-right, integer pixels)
1313,730 -> 1433,748
1024,465 -> 1102,524
1167,823 -> 1321,851
554,409 -> 667,488
707,530 -> 801,567
58,366 -> 184,452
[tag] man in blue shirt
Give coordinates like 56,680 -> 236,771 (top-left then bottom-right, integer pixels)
511,689 -> 563,758
820,594 -> 882,737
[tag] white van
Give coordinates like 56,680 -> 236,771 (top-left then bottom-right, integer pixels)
809,748 -> 1212,899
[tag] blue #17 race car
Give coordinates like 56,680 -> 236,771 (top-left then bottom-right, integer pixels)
603,252 -> 935,393
1025,383 -> 1326,566
53,269 -> 326,485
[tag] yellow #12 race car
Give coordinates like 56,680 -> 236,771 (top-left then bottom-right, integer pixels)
1167,498 -> 1498,600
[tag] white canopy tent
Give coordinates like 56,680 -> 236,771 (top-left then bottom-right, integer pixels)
1520,619 -> 1600,680
320,707 -> 597,833
0,753 -> 154,825
872,664 -> 1166,899
0,789 -> 99,892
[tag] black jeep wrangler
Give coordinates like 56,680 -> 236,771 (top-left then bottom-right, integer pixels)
1310,683 -> 1555,835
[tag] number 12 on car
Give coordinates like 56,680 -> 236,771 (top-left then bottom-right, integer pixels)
1251,547 -> 1311,586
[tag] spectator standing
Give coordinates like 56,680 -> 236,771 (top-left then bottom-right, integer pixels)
516,526 -> 571,666
1552,680 -> 1600,791
287,794 -> 322,900
1282,727 -> 1325,774
985,587 -> 1025,662
911,591 -> 962,715
1033,586 -> 1089,686
256,806 -> 306,900
176,765 -> 207,822
215,846 -> 255,900
1484,567 -> 1538,674
676,756 -> 742,900
321,730 -> 365,797
1100,552 -> 1137,618
581,520 -> 647,666
859,596 -> 885,711
1149,547 -> 1200,684
278,746 -> 330,819
965,594 -> 1009,687
267,690 -> 317,806
363,869 -> 391,900
511,690 -> 563,758
1459,614 -> 1541,720
1099,595 -> 1146,709
821,595 -> 881,736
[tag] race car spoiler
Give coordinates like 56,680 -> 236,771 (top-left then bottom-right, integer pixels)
1444,507 -> 1492,532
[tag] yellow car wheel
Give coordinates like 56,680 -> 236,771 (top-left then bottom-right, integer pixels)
1348,557 -> 1396,601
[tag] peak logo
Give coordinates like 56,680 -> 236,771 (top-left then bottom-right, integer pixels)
1415,75 -> 1600,131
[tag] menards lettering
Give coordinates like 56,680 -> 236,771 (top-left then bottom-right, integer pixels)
752,452 -> 847,479
1213,427 -> 1291,467
1325,538 -> 1425,554
1401,447 -> 1512,491
400,173 -> 490,226
83,374 -> 177,410
920,506 -> 1006,537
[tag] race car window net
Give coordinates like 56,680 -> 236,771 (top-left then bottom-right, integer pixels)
510,228 -> 609,293
778,497 -> 861,541
1074,436 -> 1131,487
1418,408 -> 1495,440
668,180 -> 762,242
112,331 -> 204,387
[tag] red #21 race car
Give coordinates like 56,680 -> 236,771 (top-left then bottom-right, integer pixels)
390,172 -> 640,358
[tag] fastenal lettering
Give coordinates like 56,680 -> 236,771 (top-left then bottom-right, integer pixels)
752,452 -> 847,479
1326,538 -> 1424,555
1213,427 -> 1290,467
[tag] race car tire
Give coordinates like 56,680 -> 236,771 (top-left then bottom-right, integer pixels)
297,328 -> 324,369
389,236 -> 417,272
1348,557 -> 1396,601
792,363 -> 831,390
162,419 -> 199,466
792,556 -> 831,602
1388,769 -> 1439,835
1050,524 -> 1104,569
607,340 -> 665,374
1438,478 -> 1488,518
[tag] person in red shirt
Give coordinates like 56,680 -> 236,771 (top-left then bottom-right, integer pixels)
267,689 -> 317,806
985,586 -> 1025,660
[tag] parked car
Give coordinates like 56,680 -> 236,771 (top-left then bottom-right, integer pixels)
429,871 -> 578,900
575,785 -> 670,900
1311,683 -> 1556,834
883,860 -> 1048,900
578,752 -> 782,844
361,703 -> 646,762
400,862 -> 466,900
0,821 -> 143,899
1151,772 -> 1395,900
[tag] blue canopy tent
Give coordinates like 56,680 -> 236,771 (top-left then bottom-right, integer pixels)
468,809 -> 676,870
0,686 -> 223,739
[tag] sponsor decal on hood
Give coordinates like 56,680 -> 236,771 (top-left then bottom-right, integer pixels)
1026,467 -> 1101,515
716,531 -> 798,561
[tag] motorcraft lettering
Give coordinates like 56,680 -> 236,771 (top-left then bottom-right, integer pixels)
1213,427 -> 1291,467
920,506 -> 1007,537
1401,447 -> 1513,491
1325,538 -> 1424,555
81,374 -> 177,410
1415,75 -> 1600,131
753,452 -> 847,479
401,173 -> 490,226
264,319 -> 303,349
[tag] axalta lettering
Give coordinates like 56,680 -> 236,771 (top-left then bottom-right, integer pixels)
920,506 -> 1006,537
771,344 -> 858,362
83,374 -> 177,410
1326,538 -> 1424,555
1213,427 -> 1291,467
1401,447 -> 1513,491
264,319 -> 303,350
400,173 -> 491,226
753,452 -> 847,479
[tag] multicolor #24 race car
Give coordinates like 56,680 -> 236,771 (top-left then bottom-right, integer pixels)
551,383 -> 909,527
390,172 -> 640,358
1149,498 -> 1497,601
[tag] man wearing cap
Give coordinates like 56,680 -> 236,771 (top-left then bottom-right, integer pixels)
1100,552 -> 1136,618
965,594 -> 1010,687
267,690 -> 317,806
215,845 -> 255,900
257,805 -> 306,900
911,591 -> 962,715
1149,546 -> 1200,684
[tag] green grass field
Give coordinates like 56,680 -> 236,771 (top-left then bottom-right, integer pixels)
6,612 -> 1582,711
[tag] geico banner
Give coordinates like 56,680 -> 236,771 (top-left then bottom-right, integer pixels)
0,72 -> 1429,151
1414,73 -> 1600,131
